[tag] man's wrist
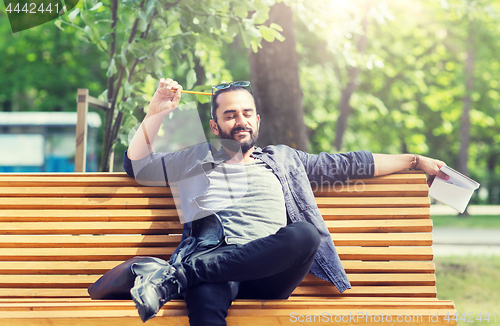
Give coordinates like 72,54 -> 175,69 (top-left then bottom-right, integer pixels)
410,154 -> 420,170
146,106 -> 176,119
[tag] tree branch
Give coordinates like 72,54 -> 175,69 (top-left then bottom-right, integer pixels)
101,0 -> 119,171
179,5 -> 234,19
110,5 -> 157,148
107,0 -> 118,103
165,0 -> 182,10
110,0 -> 145,112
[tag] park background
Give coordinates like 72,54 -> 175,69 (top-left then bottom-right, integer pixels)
1,0 -> 499,324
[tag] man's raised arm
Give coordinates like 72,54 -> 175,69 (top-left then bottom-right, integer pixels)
372,153 -> 449,185
127,78 -> 182,160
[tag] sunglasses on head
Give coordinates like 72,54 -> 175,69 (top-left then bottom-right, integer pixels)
211,81 -> 252,119
211,81 -> 252,95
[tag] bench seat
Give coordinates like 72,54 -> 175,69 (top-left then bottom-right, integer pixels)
0,171 -> 457,325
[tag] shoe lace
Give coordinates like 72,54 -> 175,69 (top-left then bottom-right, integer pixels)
150,266 -> 181,300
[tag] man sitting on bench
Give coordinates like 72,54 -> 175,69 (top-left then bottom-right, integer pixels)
123,78 -> 449,325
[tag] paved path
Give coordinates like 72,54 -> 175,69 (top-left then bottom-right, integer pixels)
430,204 -> 500,215
429,205 -> 500,256
432,227 -> 500,257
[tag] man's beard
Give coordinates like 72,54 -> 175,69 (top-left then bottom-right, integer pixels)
217,124 -> 258,154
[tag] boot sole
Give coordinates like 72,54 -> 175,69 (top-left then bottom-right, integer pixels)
130,276 -> 156,323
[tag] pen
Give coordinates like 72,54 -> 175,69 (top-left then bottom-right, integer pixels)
172,89 -> 212,96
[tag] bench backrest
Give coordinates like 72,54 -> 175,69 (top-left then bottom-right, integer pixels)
0,171 -> 434,299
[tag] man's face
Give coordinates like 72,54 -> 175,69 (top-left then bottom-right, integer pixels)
210,90 -> 260,153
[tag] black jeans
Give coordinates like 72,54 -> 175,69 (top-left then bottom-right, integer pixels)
178,221 -> 321,326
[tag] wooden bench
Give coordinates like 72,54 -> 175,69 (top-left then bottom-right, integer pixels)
0,171 -> 457,325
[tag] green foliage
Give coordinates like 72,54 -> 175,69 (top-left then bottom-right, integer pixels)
295,0 -> 500,203
2,0 -> 499,193
0,10 -> 107,112
52,0 -> 281,170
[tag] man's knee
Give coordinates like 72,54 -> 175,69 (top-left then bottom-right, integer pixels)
282,221 -> 320,252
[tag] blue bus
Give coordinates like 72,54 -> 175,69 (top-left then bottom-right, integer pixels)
0,112 -> 101,172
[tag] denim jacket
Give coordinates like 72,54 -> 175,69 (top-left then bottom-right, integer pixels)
123,143 -> 374,293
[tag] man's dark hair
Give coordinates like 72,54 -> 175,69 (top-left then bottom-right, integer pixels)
211,85 -> 254,122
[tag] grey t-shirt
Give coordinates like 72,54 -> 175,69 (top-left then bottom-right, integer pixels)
196,159 -> 287,245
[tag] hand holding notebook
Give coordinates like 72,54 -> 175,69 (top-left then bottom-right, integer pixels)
429,165 -> 480,213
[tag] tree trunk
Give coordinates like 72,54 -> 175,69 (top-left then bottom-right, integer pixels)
100,0 -> 119,172
333,12 -> 369,151
248,3 -> 308,151
457,27 -> 475,216
458,31 -> 474,177
194,55 -> 212,139
487,152 -> 498,205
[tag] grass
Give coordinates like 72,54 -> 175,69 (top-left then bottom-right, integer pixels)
431,215 -> 500,229
435,255 -> 500,325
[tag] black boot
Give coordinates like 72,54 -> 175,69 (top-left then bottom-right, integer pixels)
130,264 -> 187,322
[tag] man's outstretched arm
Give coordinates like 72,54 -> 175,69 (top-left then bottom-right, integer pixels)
372,153 -> 449,185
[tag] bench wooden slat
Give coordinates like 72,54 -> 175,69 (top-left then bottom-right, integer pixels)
0,261 -> 124,275
0,313 -> 458,326
0,221 -> 183,234
247,296 -> 452,305
0,175 -> 142,187
321,207 -> 430,219
0,235 -> 181,248
0,207 -> 429,222
303,274 -> 435,286
0,220 -> 431,235
331,233 -> 432,246
0,198 -> 175,209
0,273 -> 435,288
0,233 -> 431,248
0,288 -> 91,298
0,286 -> 438,298
314,184 -> 429,197
227,311 -> 456,326
0,296 -> 447,302
0,209 -> 179,222
0,247 -> 172,261
0,296 -> 455,305
348,173 -> 427,184
293,286 -> 437,297
0,315 -> 458,326
0,298 -> 457,309
315,197 -> 430,208
0,197 -> 431,209
0,309 -> 458,324
0,246 -> 433,261
0,187 -> 171,197
0,300 -> 140,309
0,275 -> 100,288
325,219 -> 433,233
0,171 -> 425,184
0,207 -> 431,222
0,184 -> 430,198
341,261 -> 435,273
0,261 -> 436,275
337,247 -> 434,260
228,309 -> 455,320
1,301 -> 137,310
